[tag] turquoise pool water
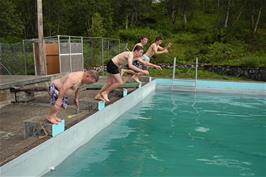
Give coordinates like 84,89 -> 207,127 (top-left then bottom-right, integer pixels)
44,91 -> 266,177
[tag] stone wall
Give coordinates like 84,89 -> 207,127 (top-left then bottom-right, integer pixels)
160,64 -> 266,81
0,81 -> 50,108
202,65 -> 266,81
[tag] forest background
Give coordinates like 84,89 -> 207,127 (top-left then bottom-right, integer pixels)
0,0 -> 265,77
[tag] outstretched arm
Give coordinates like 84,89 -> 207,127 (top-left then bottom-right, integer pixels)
128,54 -> 149,75
153,45 -> 168,55
137,58 -> 162,70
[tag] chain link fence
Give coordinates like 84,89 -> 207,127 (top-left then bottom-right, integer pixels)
83,37 -> 120,75
0,42 -> 35,75
0,35 -> 120,75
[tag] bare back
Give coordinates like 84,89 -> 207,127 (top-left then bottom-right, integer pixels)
52,71 -> 84,95
145,43 -> 158,57
112,51 -> 134,66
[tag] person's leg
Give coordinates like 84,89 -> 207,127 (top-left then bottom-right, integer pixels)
120,69 -> 138,84
47,107 -> 60,124
101,74 -> 123,102
131,73 -> 142,84
47,84 -> 60,124
121,69 -> 136,75
95,74 -> 114,100
128,61 -> 144,84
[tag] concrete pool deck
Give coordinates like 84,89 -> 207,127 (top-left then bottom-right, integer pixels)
0,75 -> 141,166
0,78 -> 265,177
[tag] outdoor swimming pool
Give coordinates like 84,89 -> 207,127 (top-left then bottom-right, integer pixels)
44,90 -> 266,176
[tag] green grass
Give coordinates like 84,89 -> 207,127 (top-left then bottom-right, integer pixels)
149,68 -> 251,81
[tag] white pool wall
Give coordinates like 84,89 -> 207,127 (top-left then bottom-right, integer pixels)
0,81 -> 156,177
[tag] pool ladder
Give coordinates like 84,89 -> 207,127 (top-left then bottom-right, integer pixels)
171,57 -> 198,92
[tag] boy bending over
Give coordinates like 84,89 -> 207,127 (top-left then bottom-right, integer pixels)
48,70 -> 99,124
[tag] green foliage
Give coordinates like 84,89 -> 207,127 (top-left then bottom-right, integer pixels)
1,0 -> 266,71
184,47 -> 199,62
0,42 -> 35,74
173,33 -> 197,44
89,12 -> 106,37
238,55 -> 266,67
204,41 -> 247,63
0,0 -> 23,42
149,68 -> 250,81
83,40 -> 103,67
118,28 -> 159,42
187,11 -> 216,32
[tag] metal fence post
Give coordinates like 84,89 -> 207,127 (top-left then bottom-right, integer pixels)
22,40 -> 27,75
172,57 -> 176,80
58,35 -> 61,73
118,39 -> 121,52
81,37 -> 84,70
195,57 -> 198,90
107,39 -> 110,61
101,37 -> 104,75
69,36 -> 72,72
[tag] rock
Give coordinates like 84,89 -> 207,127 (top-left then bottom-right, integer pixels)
24,116 -> 52,138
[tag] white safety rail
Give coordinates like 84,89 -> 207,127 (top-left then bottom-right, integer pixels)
171,57 -> 199,92
195,57 -> 198,92
172,57 -> 176,80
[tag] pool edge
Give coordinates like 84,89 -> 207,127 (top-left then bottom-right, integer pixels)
0,81 -> 156,177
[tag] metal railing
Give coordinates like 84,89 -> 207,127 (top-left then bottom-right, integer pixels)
172,57 -> 199,91
0,35 -> 120,75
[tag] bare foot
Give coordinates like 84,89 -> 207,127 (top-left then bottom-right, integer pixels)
55,117 -> 62,122
94,93 -> 105,101
94,93 -> 100,100
101,92 -> 110,102
132,75 -> 141,84
47,116 -> 59,124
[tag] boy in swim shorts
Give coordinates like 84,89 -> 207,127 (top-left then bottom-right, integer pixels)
47,70 -> 99,124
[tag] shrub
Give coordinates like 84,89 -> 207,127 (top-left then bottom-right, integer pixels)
239,55 -> 266,67
118,28 -> 159,42
205,41 -> 247,63
173,32 -> 197,44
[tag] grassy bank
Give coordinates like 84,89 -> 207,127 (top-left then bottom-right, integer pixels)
149,68 -> 251,81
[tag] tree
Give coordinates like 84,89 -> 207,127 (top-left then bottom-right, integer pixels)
0,0 -> 23,42
43,0 -> 68,36
164,0 -> 179,24
15,0 -> 37,39
112,0 -> 153,29
162,0 -> 195,28
88,12 -> 106,37
224,0 -> 231,28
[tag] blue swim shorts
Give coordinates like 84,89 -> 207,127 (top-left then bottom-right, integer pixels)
48,83 -> 68,109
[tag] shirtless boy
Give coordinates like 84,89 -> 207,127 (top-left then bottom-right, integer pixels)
47,70 -> 99,124
95,45 -> 149,102
143,36 -> 171,62
121,36 -> 162,83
